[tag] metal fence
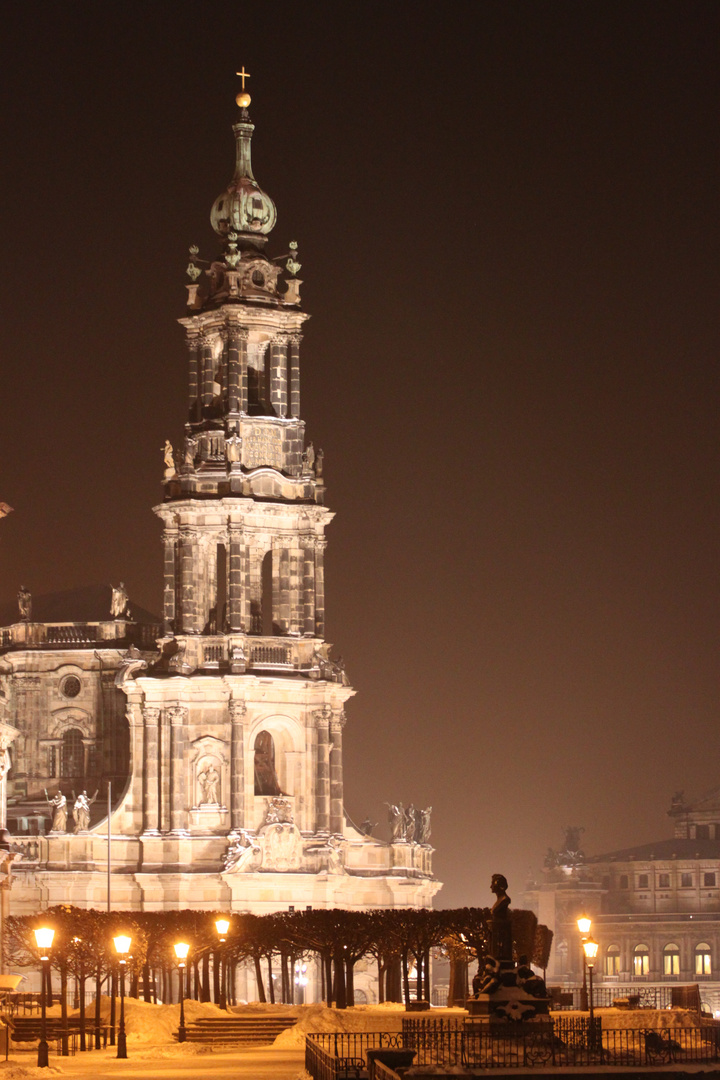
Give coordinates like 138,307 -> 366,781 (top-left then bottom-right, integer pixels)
306,1019 -> 720,1077
550,984 -> 675,1010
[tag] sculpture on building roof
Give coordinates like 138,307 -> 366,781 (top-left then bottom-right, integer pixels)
17,587 -> 31,622
110,582 -> 130,619
73,789 -> 97,833
0,503 -> 13,520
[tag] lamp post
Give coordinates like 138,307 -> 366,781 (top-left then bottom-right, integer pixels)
577,914 -> 591,1011
583,936 -> 599,1033
113,934 -> 132,1059
174,942 -> 190,1042
34,926 -> 55,1068
215,918 -> 229,1010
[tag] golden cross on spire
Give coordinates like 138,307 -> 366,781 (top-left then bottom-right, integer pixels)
236,67 -> 251,91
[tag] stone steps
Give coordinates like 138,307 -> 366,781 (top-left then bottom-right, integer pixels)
179,1014 -> 297,1044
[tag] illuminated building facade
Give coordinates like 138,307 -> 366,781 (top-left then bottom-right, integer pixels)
0,89 -> 440,982
525,790 -> 720,1011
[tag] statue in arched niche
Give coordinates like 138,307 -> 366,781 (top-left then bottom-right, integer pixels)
254,730 -> 282,797
198,762 -> 221,805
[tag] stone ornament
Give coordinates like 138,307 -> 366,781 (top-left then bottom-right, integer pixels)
263,822 -> 302,872
73,789 -> 97,833
45,789 -> 67,833
198,763 -> 220,805
110,582 -> 130,619
17,587 -> 31,622
224,832 -> 261,873
263,795 -> 293,825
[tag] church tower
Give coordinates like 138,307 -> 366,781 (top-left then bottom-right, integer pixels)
4,82 -> 440,937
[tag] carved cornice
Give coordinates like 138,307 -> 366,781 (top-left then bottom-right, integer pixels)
330,709 -> 347,732
288,333 -> 303,348
312,706 -> 332,728
142,706 -> 161,725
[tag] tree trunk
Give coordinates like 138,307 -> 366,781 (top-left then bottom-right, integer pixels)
201,952 -> 210,1002
60,964 -> 69,1056
143,961 -> 151,1002
401,953 -> 410,1005
213,951 -> 221,1005
386,958 -> 402,1003
346,957 -> 355,1007
324,954 -> 333,1005
110,970 -> 117,1044
416,952 -> 423,1001
333,949 -> 347,1010
377,958 -> 386,1004
253,956 -> 266,1003
95,966 -> 103,1049
79,969 -> 86,1051
267,956 -> 275,1003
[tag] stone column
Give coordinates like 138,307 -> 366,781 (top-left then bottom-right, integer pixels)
314,709 -> 331,833
289,334 -> 301,419
125,705 -> 145,828
162,532 -> 176,634
238,329 -> 248,414
0,725 -> 19,832
142,706 -> 160,834
275,541 -> 290,634
289,546 -> 303,634
201,336 -> 214,415
227,324 -> 248,415
159,708 -> 171,833
187,335 -> 200,421
168,706 -> 188,833
178,529 -> 200,633
269,335 -> 288,418
329,713 -> 345,835
227,524 -> 244,631
314,539 -> 327,638
229,700 -> 246,831
301,539 -> 316,635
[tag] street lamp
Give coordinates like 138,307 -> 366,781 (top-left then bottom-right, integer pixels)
577,914 -> 591,1011
113,934 -> 132,1059
583,936 -> 599,1029
215,918 -> 229,1010
174,942 -> 190,1043
34,926 -> 55,1068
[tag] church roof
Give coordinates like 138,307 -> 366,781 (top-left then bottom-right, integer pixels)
586,837 -> 720,863
0,585 -> 159,627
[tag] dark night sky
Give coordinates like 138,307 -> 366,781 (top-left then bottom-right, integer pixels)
0,3 -> 717,908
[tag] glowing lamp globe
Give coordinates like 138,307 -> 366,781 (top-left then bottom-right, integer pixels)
34,927 -> 54,951
174,941 -> 190,961
114,935 -> 132,956
583,936 -> 599,964
215,918 -> 230,938
236,92 -> 251,108
577,915 -> 592,935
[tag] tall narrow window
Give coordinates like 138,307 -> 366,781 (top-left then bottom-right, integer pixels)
695,944 -> 712,975
605,945 -> 620,976
633,944 -> 649,977
216,543 -> 227,632
254,731 -> 282,796
61,728 -> 84,779
261,549 -> 273,635
663,945 -> 680,976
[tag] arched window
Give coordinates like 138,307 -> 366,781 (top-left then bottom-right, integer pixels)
61,728 -> 84,779
663,944 -> 680,976
254,731 -> 282,796
605,945 -> 620,976
633,944 -> 649,977
695,943 -> 712,976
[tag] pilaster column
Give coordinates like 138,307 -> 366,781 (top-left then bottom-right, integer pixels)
269,335 -> 288,418
125,705 -> 144,826
227,324 -> 248,415
301,539 -> 316,635
289,546 -> 303,633
249,544 -> 263,634
314,539 -> 327,638
187,334 -> 201,421
275,539 -> 289,634
227,524 -> 244,631
178,528 -> 200,633
159,708 -> 171,833
201,336 -> 214,414
329,712 -> 345,835
289,334 -> 301,419
314,709 -> 331,833
229,700 -> 246,830
142,706 -> 161,834
168,705 -> 188,833
162,532 -> 177,634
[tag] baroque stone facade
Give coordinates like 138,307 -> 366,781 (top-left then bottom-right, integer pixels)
524,790 -> 720,1012
0,90 -> 441,944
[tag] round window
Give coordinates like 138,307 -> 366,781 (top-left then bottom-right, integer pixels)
251,270 -> 265,287
61,675 -> 81,699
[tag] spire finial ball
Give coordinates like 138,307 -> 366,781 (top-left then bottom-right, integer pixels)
236,91 -> 251,108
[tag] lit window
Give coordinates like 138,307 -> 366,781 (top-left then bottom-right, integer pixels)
704,873 -> 716,887
605,945 -> 620,976
658,873 -> 670,888
681,873 -> 693,888
638,874 -> 649,890
633,944 -> 650,976
663,945 -> 680,976
695,944 -> 711,975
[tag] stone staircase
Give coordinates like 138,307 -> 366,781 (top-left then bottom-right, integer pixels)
10,1016 -> 77,1041
178,1013 -> 297,1045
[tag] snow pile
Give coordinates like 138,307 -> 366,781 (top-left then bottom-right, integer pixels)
274,1003 -> 406,1048
592,1007 -> 703,1030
